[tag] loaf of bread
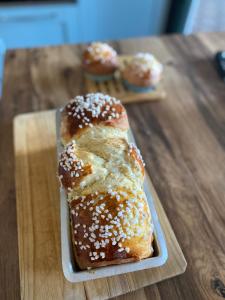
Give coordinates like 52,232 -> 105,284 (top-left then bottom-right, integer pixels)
58,93 -> 154,270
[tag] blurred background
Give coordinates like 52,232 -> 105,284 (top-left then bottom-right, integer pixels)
0,0 -> 224,50
0,0 -> 225,95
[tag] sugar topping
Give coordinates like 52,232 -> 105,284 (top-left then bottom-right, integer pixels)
85,42 -> 117,64
128,142 -> 146,167
129,52 -> 163,76
58,140 -> 85,179
71,190 -> 153,262
64,93 -> 124,130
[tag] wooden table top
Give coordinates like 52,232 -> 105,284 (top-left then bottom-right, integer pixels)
1,32 -> 225,300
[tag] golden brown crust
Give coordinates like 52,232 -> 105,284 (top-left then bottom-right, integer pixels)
58,141 -> 92,191
82,42 -> 118,75
69,190 -> 153,270
58,93 -> 154,270
122,53 -> 163,87
122,67 -> 154,87
127,143 -> 145,176
60,93 -> 129,144
58,139 -> 145,195
83,59 -> 118,76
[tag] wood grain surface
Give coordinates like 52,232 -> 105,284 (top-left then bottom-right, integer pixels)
84,55 -> 166,103
14,110 -> 186,300
1,32 -> 225,299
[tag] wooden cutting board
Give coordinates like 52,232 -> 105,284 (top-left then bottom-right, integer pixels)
14,110 -> 186,300
84,55 -> 166,103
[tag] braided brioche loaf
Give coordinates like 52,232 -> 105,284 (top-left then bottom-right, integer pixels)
58,93 -> 154,270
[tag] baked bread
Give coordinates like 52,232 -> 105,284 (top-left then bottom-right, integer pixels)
58,93 -> 154,270
82,42 -> 118,79
121,53 -> 163,91
60,93 -> 129,145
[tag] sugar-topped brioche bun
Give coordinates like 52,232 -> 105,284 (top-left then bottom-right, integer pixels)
58,138 -> 145,197
122,53 -> 163,88
83,42 -> 118,77
69,188 -> 153,269
60,93 -> 129,145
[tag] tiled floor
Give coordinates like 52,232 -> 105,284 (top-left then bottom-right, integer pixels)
193,0 -> 225,32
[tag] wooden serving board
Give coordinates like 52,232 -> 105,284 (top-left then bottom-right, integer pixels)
84,55 -> 166,103
14,110 -> 186,300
